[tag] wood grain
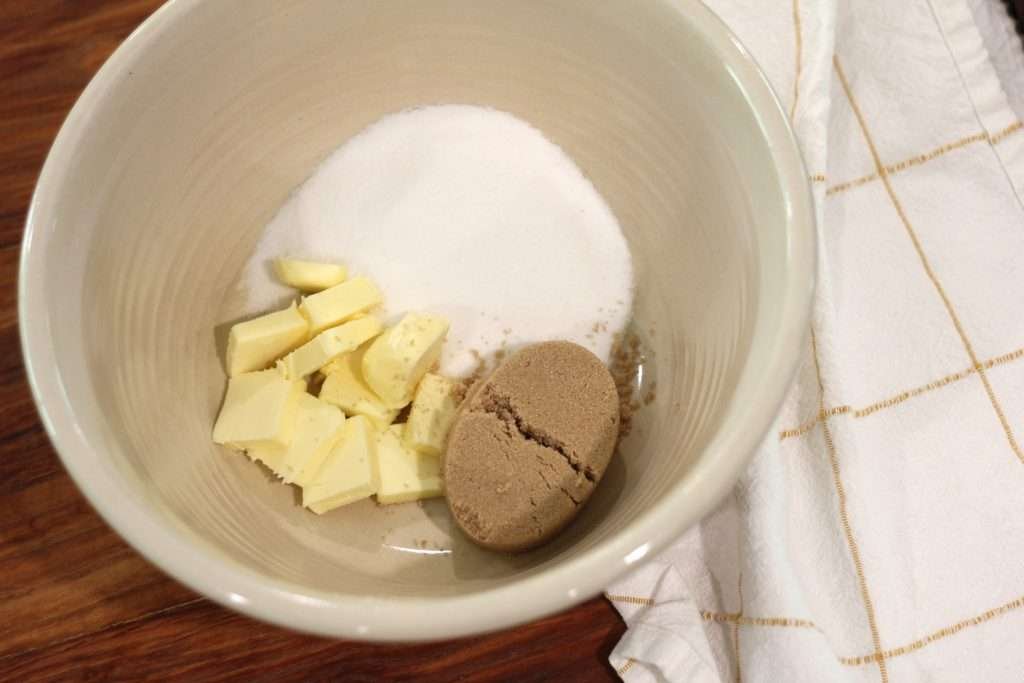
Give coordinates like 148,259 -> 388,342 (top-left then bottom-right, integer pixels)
1,595 -> 624,683
0,2 -> 625,681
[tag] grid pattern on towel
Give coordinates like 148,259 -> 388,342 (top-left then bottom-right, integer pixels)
606,0 -> 1024,680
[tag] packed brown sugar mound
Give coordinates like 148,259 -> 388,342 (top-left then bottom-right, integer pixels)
444,341 -> 619,552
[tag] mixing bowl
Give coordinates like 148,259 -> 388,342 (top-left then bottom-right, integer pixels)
20,0 -> 815,640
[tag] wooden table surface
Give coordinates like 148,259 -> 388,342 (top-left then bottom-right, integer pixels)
0,2 -> 625,681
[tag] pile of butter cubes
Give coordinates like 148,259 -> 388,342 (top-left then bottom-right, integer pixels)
212,259 -> 461,514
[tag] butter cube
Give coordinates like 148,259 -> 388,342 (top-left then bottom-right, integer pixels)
302,415 -> 378,514
299,276 -> 382,335
403,374 -> 460,457
244,441 -> 287,477
248,393 -> 346,485
374,425 -> 443,505
319,346 -> 399,429
226,302 -> 309,376
362,313 -> 450,409
212,370 -> 305,450
274,258 -> 347,292
281,316 -> 383,379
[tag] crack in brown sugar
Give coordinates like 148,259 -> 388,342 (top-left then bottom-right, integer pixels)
480,387 -> 597,482
535,462 -> 583,506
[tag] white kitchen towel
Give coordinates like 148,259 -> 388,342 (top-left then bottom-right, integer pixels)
607,1 -> 1024,681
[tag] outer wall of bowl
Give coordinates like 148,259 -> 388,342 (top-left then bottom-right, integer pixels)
19,0 -> 815,641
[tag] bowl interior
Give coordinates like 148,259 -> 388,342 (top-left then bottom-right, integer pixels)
23,0 -> 808,635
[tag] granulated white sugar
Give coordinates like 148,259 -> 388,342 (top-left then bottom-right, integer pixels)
244,105 -> 633,376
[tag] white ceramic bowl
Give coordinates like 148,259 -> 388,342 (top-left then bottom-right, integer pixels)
20,0 -> 814,640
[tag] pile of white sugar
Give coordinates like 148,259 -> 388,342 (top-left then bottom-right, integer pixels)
244,105 -> 634,377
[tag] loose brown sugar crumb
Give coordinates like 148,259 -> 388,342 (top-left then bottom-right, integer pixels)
452,380 -> 472,404
453,348 -> 489,402
455,345 -> 511,402
609,330 -> 645,440
644,381 -> 657,406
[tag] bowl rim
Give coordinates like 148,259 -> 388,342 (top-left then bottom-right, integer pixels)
19,0 -> 816,641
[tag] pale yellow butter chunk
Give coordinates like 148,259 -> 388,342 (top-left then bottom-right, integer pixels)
299,276 -> 382,335
403,374 -> 459,457
374,425 -> 443,505
225,302 -> 309,376
242,442 -> 287,479
281,316 -> 383,379
302,415 -> 379,514
274,258 -> 348,292
319,346 -> 399,429
362,313 -> 450,409
262,392 -> 346,485
212,369 -> 305,450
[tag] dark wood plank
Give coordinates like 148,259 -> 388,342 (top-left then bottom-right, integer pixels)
1,596 -> 622,683
0,472 -> 199,658
0,0 -> 167,249
0,246 -> 19,332
0,1 -> 625,680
